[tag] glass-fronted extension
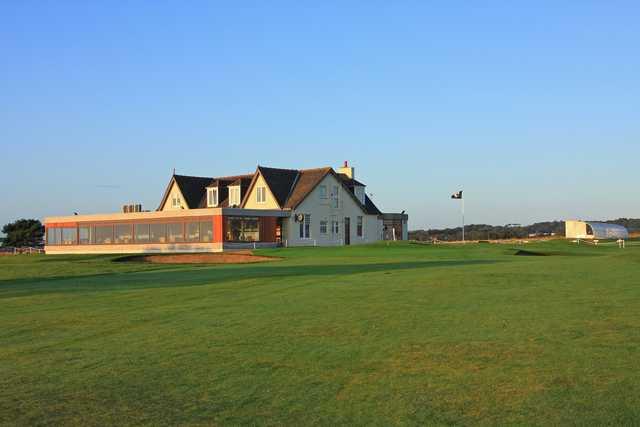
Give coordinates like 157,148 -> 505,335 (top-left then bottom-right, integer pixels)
47,220 -> 214,246
45,212 -> 282,250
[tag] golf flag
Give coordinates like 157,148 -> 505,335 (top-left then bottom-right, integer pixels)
451,190 -> 463,199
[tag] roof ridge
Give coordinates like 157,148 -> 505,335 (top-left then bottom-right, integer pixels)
174,174 -> 213,180
299,166 -> 333,172
257,165 -> 300,173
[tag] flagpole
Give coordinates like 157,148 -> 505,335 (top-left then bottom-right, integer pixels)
462,196 -> 465,244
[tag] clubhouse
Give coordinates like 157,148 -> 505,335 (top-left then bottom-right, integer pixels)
44,162 -> 408,254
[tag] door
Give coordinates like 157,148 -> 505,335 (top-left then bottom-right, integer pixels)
344,217 -> 351,245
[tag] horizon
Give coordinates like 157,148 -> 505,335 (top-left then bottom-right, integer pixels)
2,2 -> 639,230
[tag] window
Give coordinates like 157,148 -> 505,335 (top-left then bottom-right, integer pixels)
149,223 -> 167,243
167,223 -> 184,243
47,227 -> 61,245
320,220 -> 328,234
256,187 -> 266,204
200,221 -> 213,242
357,216 -> 363,237
135,224 -> 150,243
229,186 -> 241,206
225,217 -> 260,242
186,222 -> 200,242
319,185 -> 327,199
332,185 -> 339,208
114,224 -> 133,244
94,225 -> 114,244
354,186 -> 365,204
79,226 -> 91,245
299,214 -> 311,239
207,188 -> 218,207
331,216 -> 340,235
61,227 -> 77,245
171,195 -> 181,208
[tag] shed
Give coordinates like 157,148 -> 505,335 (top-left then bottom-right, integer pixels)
565,220 -> 629,240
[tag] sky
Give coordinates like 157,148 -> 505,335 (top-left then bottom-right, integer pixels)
1,1 -> 639,231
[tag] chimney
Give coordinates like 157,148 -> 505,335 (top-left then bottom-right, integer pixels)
338,160 -> 355,179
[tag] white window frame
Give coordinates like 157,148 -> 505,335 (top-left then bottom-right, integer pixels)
319,185 -> 327,199
299,214 -> 311,239
256,186 -> 267,204
229,186 -> 240,206
355,186 -> 365,204
207,188 -> 218,207
331,215 -> 339,235
332,185 -> 339,208
320,220 -> 328,234
172,195 -> 181,208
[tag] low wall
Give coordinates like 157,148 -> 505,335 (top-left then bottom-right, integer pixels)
45,242 -> 223,255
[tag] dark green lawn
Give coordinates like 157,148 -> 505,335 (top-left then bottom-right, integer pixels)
1,241 -> 639,426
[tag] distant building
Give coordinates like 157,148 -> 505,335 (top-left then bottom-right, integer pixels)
565,220 -> 629,240
44,162 -> 408,254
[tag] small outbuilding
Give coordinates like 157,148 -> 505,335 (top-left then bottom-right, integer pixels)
565,220 -> 629,240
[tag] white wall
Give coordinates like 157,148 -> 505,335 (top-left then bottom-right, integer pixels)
283,174 -> 382,247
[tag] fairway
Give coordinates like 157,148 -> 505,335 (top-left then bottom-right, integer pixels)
1,241 -> 639,425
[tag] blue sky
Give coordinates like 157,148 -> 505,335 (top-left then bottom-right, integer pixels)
1,1 -> 638,230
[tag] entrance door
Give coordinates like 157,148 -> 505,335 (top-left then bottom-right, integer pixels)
344,217 -> 351,245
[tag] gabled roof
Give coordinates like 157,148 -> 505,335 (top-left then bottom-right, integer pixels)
158,165 -> 381,215
158,174 -> 213,210
284,167 -> 332,209
252,166 -> 300,208
158,173 -> 253,210
204,174 -> 253,208
338,174 -> 366,187
364,194 -> 382,215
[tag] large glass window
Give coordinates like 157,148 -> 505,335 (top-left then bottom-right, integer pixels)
167,223 -> 184,243
61,227 -> 77,245
135,224 -> 150,243
186,222 -> 200,242
149,223 -> 166,243
115,224 -> 133,244
79,226 -> 91,245
47,228 -> 61,245
200,221 -> 213,242
94,225 -> 114,244
226,217 -> 260,242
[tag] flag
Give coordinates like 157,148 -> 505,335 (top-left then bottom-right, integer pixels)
451,191 -> 463,199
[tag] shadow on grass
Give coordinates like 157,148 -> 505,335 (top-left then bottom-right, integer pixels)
0,259 -> 499,298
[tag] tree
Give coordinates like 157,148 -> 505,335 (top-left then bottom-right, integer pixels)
1,219 -> 44,247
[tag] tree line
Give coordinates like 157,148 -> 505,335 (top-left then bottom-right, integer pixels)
409,218 -> 640,242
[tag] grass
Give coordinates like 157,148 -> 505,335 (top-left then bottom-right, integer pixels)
1,240 -> 639,426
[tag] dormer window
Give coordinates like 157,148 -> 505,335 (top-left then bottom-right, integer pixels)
207,187 -> 218,207
229,186 -> 241,207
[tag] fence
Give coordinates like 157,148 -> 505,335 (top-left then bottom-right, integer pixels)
0,247 -> 45,255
